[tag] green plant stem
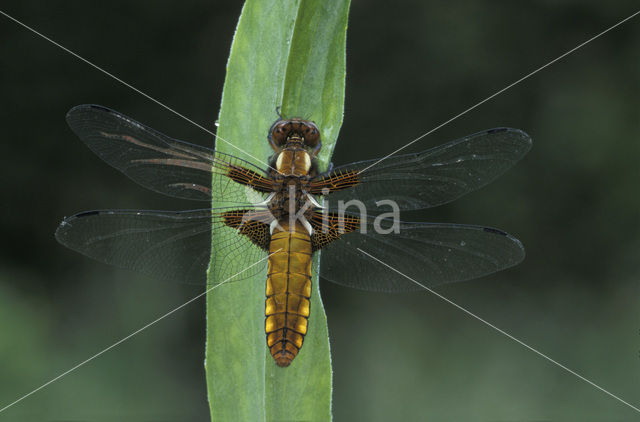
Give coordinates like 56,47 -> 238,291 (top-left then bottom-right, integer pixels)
205,1 -> 350,421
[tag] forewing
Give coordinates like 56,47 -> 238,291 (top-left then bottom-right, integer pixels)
318,128 -> 531,213
320,218 -> 525,292
55,208 -> 268,286
66,105 -> 271,203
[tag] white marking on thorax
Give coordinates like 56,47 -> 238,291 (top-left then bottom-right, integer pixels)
299,215 -> 314,236
254,192 -> 275,206
306,193 -> 324,209
270,220 -> 281,235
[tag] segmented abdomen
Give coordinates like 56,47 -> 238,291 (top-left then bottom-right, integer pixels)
266,221 -> 312,367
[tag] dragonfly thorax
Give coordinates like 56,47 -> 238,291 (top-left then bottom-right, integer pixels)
275,149 -> 312,176
268,176 -> 316,222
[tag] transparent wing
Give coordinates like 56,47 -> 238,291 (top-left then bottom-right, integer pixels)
55,208 -> 268,286
320,128 -> 531,213
320,217 -> 525,292
66,104 -> 271,203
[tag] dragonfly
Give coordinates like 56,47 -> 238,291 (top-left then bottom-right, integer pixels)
56,104 -> 531,367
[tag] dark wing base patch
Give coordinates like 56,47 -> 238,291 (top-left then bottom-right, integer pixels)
309,211 -> 360,251
221,209 -> 273,251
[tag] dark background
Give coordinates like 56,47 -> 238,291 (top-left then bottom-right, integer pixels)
1,1 -> 639,421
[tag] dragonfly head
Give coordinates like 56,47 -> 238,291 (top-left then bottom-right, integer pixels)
268,118 -> 321,154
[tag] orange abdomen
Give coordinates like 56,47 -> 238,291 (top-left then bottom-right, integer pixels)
266,221 -> 312,367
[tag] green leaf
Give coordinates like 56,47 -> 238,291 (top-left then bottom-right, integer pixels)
205,1 -> 350,421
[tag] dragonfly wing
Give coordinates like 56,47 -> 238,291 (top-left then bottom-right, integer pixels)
55,208 -> 269,286
66,105 -> 271,203
319,218 -> 525,292
313,128 -> 531,213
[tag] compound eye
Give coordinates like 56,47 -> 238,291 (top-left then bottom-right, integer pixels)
270,122 -> 290,145
304,125 -> 320,147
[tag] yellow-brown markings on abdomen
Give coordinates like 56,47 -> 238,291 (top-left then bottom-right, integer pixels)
266,220 -> 312,367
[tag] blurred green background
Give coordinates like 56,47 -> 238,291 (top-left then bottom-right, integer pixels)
1,1 -> 639,421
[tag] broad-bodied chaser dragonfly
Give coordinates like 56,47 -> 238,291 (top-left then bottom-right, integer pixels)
56,105 -> 531,366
